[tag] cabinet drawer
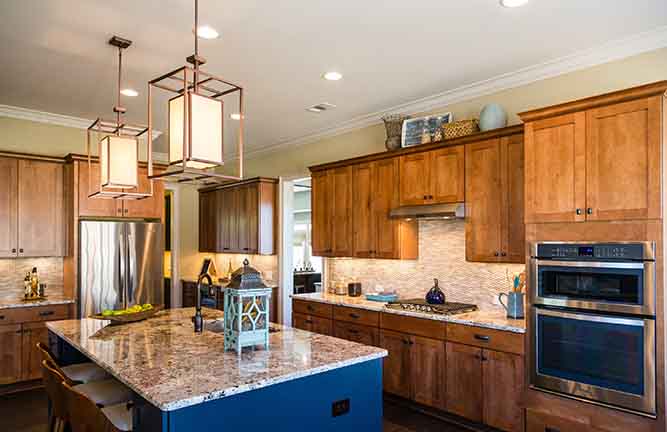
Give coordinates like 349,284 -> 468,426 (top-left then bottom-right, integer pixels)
333,305 -> 379,327
292,300 -> 332,319
526,409 -> 603,432
333,321 -> 379,346
446,323 -> 524,355
292,313 -> 333,336
0,304 -> 70,325
380,312 -> 445,340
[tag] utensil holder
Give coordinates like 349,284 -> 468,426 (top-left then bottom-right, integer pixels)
499,292 -> 524,319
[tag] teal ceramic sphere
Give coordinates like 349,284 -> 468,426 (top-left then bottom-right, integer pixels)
479,103 -> 508,131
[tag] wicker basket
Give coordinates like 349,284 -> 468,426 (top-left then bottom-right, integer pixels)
441,119 -> 479,140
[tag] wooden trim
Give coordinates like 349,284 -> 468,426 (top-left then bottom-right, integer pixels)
308,125 -> 524,172
198,176 -> 278,193
0,150 -> 65,163
65,153 -> 168,170
380,312 -> 446,340
518,80 -> 667,123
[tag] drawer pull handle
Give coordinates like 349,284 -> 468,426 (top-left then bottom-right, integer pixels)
349,313 -> 360,319
307,305 -> 315,312
348,329 -> 359,335
474,334 -> 490,342
39,311 -> 55,317
545,428 -> 560,432
305,319 -> 313,324
0,315 -> 4,320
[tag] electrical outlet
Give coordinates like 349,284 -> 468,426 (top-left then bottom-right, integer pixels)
331,398 -> 350,417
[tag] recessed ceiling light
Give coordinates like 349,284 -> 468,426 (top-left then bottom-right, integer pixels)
120,88 -> 138,97
322,71 -> 343,81
196,25 -> 219,39
306,102 -> 336,113
230,113 -> 242,120
500,0 -> 529,7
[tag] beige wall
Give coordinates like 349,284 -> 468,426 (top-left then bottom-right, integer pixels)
242,47 -> 667,179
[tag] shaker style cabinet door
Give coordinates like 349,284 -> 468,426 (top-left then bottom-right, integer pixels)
399,153 -> 431,206
330,167 -> 353,257
500,134 -> 525,263
585,96 -> 661,221
482,349 -> 525,432
430,145 -> 465,204
0,324 -> 22,385
379,330 -> 412,399
411,336 -> 446,411
352,163 -> 375,258
311,170 -> 331,256
465,139 -> 503,262
78,161 -> 123,217
18,160 -> 64,257
524,112 -> 586,223
198,191 -> 217,252
21,322 -> 49,381
445,342 -> 483,422
0,158 -> 18,257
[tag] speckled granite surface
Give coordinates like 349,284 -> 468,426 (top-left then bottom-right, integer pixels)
0,294 -> 75,310
47,308 -> 387,411
292,292 -> 526,333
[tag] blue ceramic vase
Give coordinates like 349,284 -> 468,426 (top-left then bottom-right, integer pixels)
479,103 -> 508,131
425,278 -> 445,305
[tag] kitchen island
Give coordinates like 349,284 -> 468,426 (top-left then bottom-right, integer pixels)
47,308 -> 387,431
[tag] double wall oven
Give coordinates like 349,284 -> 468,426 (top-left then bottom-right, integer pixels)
530,242 -> 656,416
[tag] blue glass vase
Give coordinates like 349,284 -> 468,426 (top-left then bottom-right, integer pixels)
425,278 -> 445,305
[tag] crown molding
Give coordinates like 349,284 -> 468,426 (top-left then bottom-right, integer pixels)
0,104 -> 163,140
243,25 -> 667,160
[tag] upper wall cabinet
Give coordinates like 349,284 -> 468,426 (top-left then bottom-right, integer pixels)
521,82 -> 666,224
312,168 -> 353,257
465,134 -> 525,263
199,178 -> 277,255
0,157 -> 64,258
399,145 -> 465,206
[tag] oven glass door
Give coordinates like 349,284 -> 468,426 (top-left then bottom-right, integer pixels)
534,260 -> 654,315
532,307 -> 655,415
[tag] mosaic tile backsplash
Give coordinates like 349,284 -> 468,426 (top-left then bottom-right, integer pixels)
327,220 -> 525,312
0,258 -> 65,301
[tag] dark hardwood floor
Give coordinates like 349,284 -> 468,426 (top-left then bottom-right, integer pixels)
0,388 -> 470,431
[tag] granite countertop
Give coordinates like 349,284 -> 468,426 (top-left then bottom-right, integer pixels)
292,292 -> 526,334
0,294 -> 75,310
47,308 -> 387,411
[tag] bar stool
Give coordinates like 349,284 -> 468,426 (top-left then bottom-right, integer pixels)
42,359 -> 69,432
62,379 -> 133,432
37,342 -> 110,384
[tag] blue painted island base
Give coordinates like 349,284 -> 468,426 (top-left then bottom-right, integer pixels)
135,359 -> 384,432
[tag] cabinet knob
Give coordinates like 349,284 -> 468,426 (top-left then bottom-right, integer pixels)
0,315 -> 4,320
501,252 -> 507,257
586,208 -> 593,215
494,251 -> 499,257
575,208 -> 582,215
124,209 -> 129,214
19,248 -> 23,253
11,248 -> 16,253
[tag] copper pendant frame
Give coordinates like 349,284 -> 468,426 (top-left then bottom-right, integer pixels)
147,0 -> 244,186
87,35 -> 153,201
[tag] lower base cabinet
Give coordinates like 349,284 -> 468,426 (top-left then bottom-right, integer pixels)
379,330 -> 412,399
21,322 -> 49,381
445,342 -> 483,422
293,313 -> 332,336
0,324 -> 22,384
526,409 -> 604,432
333,321 -> 378,346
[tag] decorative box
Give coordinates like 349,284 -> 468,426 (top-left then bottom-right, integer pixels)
224,259 -> 272,353
441,119 -> 479,140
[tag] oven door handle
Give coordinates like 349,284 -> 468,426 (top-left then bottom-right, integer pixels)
535,307 -> 649,327
534,259 -> 648,270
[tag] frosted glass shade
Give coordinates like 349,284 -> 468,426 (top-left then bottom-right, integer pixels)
99,135 -> 138,188
168,92 -> 223,169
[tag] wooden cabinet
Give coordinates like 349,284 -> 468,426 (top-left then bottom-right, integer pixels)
379,329 -> 412,399
522,93 -> 663,224
122,168 -> 165,219
333,321 -> 378,346
445,342 -> 483,422
465,135 -> 524,263
311,168 -> 353,257
0,324 -> 22,385
293,313 -> 332,336
526,409 -> 604,432
399,145 -> 464,206
411,335 -> 446,410
0,158 -> 18,258
21,322 -> 49,381
352,159 -> 418,260
198,178 -> 277,255
311,170 -> 331,256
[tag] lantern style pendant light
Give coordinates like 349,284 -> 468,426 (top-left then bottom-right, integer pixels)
87,36 -> 153,200
148,0 -> 244,185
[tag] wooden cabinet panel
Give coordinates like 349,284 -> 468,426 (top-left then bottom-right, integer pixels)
379,329 -> 411,399
524,113 -> 586,223
446,323 -> 524,355
380,312 -> 446,340
78,162 -> 123,217
586,97 -> 661,221
333,305 -> 379,327
311,170 -> 331,256
0,158 -> 18,257
466,139 -> 503,262
330,167 -> 353,256
483,350 -> 524,432
199,191 -> 217,252
501,134 -> 525,263
399,153 -> 431,206
352,163 -> 375,258
222,187 -> 239,252
430,145 -> 465,204
0,324 -> 22,385
411,336 -> 446,410
18,160 -> 64,257
292,300 -> 332,319
526,409 -> 603,432
21,322 -> 49,381
238,184 -> 259,253
333,321 -> 379,346
292,313 -> 332,336
445,342 -> 483,422
123,168 -> 164,219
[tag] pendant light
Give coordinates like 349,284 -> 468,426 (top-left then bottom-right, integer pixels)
148,0 -> 244,185
87,36 -> 153,200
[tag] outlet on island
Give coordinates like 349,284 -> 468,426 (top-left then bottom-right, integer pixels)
331,398 -> 350,417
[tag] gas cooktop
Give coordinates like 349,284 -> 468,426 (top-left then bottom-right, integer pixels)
385,299 -> 478,315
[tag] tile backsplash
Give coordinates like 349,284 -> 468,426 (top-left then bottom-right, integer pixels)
0,258 -> 65,301
327,220 -> 525,311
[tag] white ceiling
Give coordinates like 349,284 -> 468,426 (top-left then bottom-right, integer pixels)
0,0 -> 665,156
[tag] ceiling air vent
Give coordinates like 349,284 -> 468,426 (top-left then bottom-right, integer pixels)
306,102 -> 336,113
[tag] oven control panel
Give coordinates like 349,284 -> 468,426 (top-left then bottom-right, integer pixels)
535,243 -> 650,260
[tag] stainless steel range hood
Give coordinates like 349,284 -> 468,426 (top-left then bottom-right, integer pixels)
389,203 -> 465,220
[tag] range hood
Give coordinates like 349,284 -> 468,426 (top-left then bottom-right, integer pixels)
389,203 -> 465,220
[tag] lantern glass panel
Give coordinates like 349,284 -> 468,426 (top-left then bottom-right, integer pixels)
99,135 -> 138,188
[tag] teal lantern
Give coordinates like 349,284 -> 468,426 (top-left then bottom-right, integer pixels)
224,259 -> 272,353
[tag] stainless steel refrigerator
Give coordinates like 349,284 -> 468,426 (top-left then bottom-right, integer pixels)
79,220 -> 164,317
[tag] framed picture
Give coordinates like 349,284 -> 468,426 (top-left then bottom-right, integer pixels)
401,113 -> 453,148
